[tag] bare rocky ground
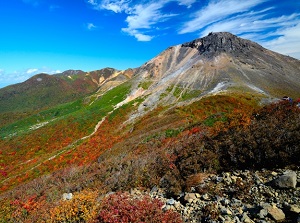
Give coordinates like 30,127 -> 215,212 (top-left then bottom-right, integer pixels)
128,168 -> 299,223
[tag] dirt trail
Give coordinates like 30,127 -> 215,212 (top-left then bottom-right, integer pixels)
0,115 -> 108,185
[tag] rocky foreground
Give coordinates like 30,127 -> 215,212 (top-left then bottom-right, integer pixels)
127,169 -> 300,223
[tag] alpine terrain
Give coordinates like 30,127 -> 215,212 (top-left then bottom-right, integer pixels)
0,32 -> 299,222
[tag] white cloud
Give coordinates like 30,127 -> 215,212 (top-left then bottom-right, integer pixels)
100,0 -> 130,13
48,70 -> 62,74
177,0 -> 197,8
87,0 -> 193,41
0,70 -> 32,88
179,0 -> 269,34
26,68 -> 39,74
87,23 -> 97,30
262,23 -> 300,59
120,1 -> 178,41
87,0 -> 97,6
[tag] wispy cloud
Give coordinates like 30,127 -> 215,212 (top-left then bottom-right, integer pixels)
99,0 -> 130,13
263,23 -> 300,58
177,0 -> 197,8
179,0 -> 269,34
26,68 -> 39,74
121,1 -> 178,41
87,0 -> 195,41
87,23 -> 97,30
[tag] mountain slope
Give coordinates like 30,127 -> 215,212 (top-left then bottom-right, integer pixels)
128,32 -> 300,116
0,68 -> 131,127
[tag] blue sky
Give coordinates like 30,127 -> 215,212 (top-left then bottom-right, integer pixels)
0,0 -> 299,88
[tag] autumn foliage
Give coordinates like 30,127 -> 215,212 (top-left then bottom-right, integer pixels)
96,192 -> 182,223
0,94 -> 299,221
48,189 -> 99,223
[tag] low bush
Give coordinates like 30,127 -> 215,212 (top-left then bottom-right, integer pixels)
48,189 -> 99,223
217,101 -> 300,170
96,192 -> 182,223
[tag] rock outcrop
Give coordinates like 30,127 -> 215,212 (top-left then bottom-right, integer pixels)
130,168 -> 299,223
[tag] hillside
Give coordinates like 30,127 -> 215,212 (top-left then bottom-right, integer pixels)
0,68 -> 131,127
0,32 -> 299,222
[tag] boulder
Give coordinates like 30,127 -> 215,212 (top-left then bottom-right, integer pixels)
184,193 -> 198,203
264,204 -> 285,221
290,205 -> 300,214
271,171 -> 297,189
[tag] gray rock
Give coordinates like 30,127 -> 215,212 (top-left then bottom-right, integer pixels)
62,193 -> 73,201
184,193 -> 198,203
241,213 -> 254,223
220,198 -> 230,206
174,201 -> 182,210
266,205 -> 285,221
223,172 -> 232,185
202,193 -> 210,201
220,207 -> 232,215
258,208 -> 268,219
271,171 -> 297,189
167,198 -> 175,205
150,185 -> 158,194
290,205 -> 300,214
233,216 -> 241,223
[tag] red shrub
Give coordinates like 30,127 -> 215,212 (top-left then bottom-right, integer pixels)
96,192 -> 182,223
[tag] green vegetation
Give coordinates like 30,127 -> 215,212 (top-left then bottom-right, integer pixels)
138,80 -> 153,90
203,113 -> 227,127
181,89 -> 202,100
0,100 -> 83,138
159,85 -> 201,102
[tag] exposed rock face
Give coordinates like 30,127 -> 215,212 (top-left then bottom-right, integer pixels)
181,32 -> 260,57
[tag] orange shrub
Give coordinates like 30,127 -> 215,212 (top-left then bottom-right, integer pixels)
48,189 -> 99,223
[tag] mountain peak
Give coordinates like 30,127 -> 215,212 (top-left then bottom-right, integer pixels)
182,32 -> 262,57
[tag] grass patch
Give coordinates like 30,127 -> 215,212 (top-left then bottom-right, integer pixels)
203,113 -> 227,127
181,89 -> 202,101
0,100 -> 84,138
138,81 -> 153,90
